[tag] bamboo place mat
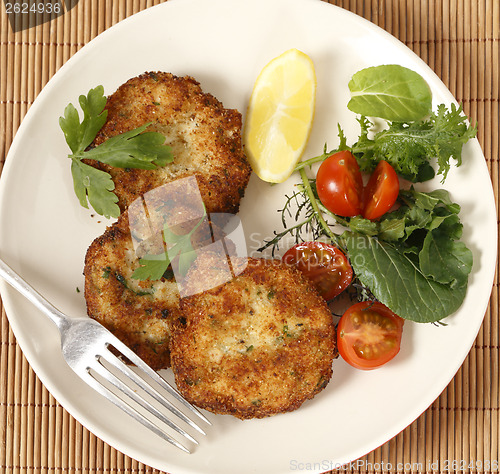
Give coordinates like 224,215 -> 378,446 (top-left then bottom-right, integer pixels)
0,0 -> 499,473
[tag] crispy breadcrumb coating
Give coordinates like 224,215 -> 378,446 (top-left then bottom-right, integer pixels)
84,210 -> 178,369
170,256 -> 337,419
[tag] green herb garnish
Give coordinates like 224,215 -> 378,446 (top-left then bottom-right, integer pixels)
59,85 -> 173,218
352,104 -> 477,182
343,188 -> 473,323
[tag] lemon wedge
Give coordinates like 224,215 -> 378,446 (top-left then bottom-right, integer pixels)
244,48 -> 316,183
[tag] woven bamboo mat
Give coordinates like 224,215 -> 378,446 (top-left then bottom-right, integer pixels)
1,0 -> 498,473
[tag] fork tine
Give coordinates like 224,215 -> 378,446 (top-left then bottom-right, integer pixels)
101,349 -> 206,436
90,356 -> 200,444
108,339 -> 211,426
79,368 -> 192,453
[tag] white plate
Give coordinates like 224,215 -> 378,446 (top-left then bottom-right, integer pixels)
0,0 -> 496,472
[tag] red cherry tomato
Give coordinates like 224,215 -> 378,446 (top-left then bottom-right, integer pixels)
316,151 -> 363,217
362,160 -> 400,220
337,301 -> 404,370
283,241 -> 353,300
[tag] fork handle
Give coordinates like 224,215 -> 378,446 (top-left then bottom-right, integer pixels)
0,258 -> 69,331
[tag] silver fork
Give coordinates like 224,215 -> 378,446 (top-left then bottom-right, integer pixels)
0,258 -> 210,453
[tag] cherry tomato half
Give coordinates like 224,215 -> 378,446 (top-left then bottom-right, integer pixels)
316,151 -> 363,217
337,301 -> 404,370
283,241 -> 353,300
362,160 -> 400,220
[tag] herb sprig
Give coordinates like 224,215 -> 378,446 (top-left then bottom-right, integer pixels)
353,104 -> 477,182
59,86 -> 174,218
258,171 -> 342,254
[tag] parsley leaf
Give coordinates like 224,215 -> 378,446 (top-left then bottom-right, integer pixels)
72,123 -> 173,169
59,86 -> 174,218
70,159 -> 118,218
131,253 -> 171,281
59,86 -> 108,154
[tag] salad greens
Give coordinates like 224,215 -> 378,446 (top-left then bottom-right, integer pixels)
347,64 -> 432,122
59,86 -> 173,218
344,188 -> 473,322
353,104 -> 477,182
344,234 -> 468,323
263,64 -> 476,324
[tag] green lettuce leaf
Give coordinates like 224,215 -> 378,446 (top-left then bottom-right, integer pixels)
347,65 -> 432,122
419,228 -> 473,288
345,233 -> 467,323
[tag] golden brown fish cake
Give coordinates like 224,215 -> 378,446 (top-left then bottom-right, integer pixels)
83,196 -> 221,370
170,256 -> 337,419
84,72 -> 251,214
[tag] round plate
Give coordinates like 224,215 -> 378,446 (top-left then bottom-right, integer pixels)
0,0 -> 496,472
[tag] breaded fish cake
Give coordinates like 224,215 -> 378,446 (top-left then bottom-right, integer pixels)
84,190 -> 220,370
84,72 -> 251,214
170,257 -> 337,419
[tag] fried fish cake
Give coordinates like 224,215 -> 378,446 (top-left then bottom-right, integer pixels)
84,72 -> 251,214
170,257 -> 337,419
83,192 -> 221,370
